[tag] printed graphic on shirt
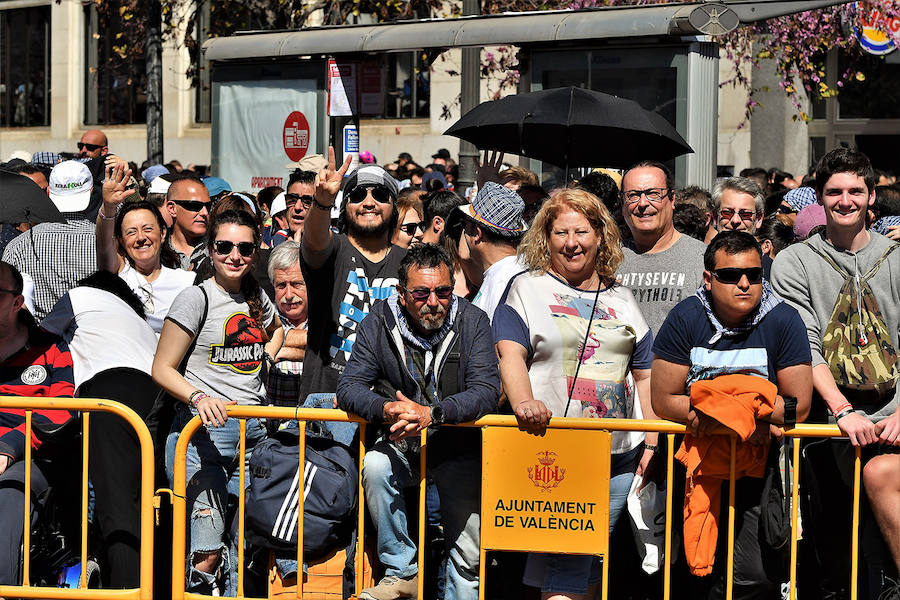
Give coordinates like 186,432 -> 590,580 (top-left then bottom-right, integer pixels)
549,292 -> 635,419
687,347 -> 769,391
210,311 -> 266,374
21,365 -> 48,385
618,271 -> 690,304
329,262 -> 398,369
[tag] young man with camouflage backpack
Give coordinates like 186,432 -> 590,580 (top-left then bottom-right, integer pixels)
772,148 -> 900,600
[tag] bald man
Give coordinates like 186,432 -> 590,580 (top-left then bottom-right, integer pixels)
165,177 -> 212,270
78,129 -> 109,159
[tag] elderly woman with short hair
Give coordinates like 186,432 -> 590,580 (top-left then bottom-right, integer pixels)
493,187 -> 659,600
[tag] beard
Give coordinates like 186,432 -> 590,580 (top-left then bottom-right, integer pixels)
413,302 -> 447,332
345,210 -> 393,238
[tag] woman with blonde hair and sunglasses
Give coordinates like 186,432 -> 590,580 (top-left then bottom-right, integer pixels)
492,188 -> 659,600
152,209 -> 283,596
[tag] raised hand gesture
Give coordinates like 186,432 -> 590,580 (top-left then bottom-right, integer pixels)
315,146 -> 353,207
102,163 -> 133,209
475,149 -> 505,189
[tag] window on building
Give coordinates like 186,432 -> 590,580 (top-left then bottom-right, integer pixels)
0,5 -> 51,127
383,52 -> 430,118
84,1 -> 147,125
837,52 -> 900,120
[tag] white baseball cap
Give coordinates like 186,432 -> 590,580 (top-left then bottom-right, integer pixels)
270,191 -> 288,217
49,160 -> 93,212
148,176 -> 172,195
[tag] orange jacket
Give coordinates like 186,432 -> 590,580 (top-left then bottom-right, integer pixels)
675,373 -> 777,576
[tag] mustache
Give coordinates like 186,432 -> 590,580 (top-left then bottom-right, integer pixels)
419,303 -> 445,317
279,295 -> 304,304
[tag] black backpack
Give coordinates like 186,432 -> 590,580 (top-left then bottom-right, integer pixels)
246,422 -> 358,561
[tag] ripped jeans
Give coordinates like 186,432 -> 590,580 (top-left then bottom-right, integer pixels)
165,405 -> 265,596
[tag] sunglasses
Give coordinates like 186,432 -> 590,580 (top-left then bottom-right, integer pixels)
285,193 -> 314,207
347,185 -> 392,204
719,208 -> 757,221
711,267 -> 763,284
172,199 -> 213,212
213,240 -> 256,257
398,222 -> 425,236
402,285 -> 453,301
77,142 -> 104,152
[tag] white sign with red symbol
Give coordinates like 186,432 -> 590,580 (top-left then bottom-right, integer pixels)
283,111 -> 310,162
856,3 -> 899,55
328,59 -> 356,116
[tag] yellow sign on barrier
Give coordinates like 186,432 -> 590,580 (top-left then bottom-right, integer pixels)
480,427 -> 611,555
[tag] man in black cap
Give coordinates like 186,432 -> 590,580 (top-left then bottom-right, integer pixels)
299,154 -> 408,402
431,148 -> 452,167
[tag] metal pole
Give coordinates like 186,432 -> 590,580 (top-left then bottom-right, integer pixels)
456,0 -> 481,193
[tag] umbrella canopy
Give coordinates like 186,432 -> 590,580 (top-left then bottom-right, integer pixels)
444,86 -> 693,169
0,170 -> 65,225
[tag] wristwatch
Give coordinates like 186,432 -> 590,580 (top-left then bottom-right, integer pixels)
430,404 -> 445,426
783,395 -> 798,429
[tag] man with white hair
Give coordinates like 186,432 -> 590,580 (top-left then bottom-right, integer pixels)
266,241 -> 308,408
2,161 -> 97,319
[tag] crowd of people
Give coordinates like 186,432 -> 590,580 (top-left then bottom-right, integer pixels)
0,129 -> 899,600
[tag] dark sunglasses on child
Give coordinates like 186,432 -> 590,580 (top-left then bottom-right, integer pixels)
213,240 -> 256,257
711,267 -> 763,284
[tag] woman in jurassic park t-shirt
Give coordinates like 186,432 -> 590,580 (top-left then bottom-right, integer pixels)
152,208 -> 283,596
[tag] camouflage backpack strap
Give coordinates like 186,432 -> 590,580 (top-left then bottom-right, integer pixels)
861,243 -> 900,281
802,241 -> 849,279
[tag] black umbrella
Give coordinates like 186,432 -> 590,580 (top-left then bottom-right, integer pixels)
444,86 -> 693,169
0,170 -> 65,224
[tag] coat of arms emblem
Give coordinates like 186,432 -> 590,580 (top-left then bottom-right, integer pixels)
528,450 -> 566,492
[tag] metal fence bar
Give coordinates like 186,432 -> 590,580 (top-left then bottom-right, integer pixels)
22,410 -> 32,585
237,418 -> 247,598
356,422 -> 367,594
789,438 -> 801,600
851,445 -> 861,600
81,411 -> 90,589
0,397 -> 155,600
165,407 -> 866,600
297,420 -> 307,599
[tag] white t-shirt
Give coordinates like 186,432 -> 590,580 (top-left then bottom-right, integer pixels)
41,287 -> 159,391
118,262 -> 197,335
472,254 -> 526,323
493,271 -> 653,453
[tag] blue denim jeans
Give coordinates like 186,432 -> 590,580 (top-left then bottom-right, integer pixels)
362,437 -> 480,600
522,470 -> 635,595
165,406 -> 265,596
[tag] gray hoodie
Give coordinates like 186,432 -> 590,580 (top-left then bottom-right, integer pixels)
771,231 -> 900,421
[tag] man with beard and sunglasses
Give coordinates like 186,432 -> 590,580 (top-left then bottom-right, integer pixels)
337,243 -> 499,600
652,230 -> 811,599
164,175 -> 212,271
269,169 -> 316,248
300,156 -> 407,404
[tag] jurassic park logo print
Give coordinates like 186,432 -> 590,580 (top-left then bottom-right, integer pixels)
209,312 -> 265,374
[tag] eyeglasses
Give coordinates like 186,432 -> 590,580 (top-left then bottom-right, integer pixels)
172,199 -> 213,212
719,208 -> 757,221
347,185 -> 392,204
711,267 -> 763,284
622,187 -> 669,204
398,222 -> 425,236
77,142 -> 104,152
213,240 -> 256,257
402,285 -> 453,301
285,193 -> 314,207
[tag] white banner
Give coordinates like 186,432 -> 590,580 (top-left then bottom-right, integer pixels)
214,80 -> 324,191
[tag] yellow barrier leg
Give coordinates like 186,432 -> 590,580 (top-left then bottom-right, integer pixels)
418,428 -> 427,600
725,436 -> 736,600
357,423 -> 367,596
81,411 -> 90,589
237,418 -> 246,598
850,445 -> 861,600
663,433 -> 675,600
22,411 -> 32,587
789,439 -> 800,600
298,420 -> 307,600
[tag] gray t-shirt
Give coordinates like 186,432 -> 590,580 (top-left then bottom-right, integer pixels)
166,278 -> 276,405
617,233 -> 707,335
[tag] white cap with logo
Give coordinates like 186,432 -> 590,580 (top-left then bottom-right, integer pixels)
49,161 -> 93,212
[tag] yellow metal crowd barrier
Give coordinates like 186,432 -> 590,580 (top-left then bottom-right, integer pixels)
0,396 -> 156,600
166,406 -> 859,600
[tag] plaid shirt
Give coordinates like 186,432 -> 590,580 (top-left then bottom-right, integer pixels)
266,318 -> 307,408
2,218 -> 96,320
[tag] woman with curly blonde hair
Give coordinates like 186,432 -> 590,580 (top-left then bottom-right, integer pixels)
493,187 -> 659,600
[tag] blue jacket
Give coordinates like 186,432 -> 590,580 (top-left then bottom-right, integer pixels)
336,297 -> 500,458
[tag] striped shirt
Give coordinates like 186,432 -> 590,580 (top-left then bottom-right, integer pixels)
2,218 -> 96,320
